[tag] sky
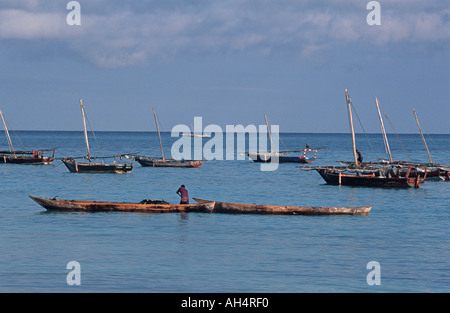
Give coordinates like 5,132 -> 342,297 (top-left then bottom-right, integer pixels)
0,0 -> 449,133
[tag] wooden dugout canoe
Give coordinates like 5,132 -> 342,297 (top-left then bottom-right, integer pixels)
193,198 -> 372,216
29,196 -> 214,213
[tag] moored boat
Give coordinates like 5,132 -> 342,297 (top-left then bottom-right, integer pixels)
338,160 -> 449,181
1,109 -> 55,165
62,157 -> 133,173
1,149 -> 55,165
364,99 -> 450,181
135,156 -> 203,168
248,148 -> 318,164
30,196 -> 214,213
246,114 -> 320,164
137,107 -> 204,168
313,166 -> 426,188
309,90 -> 427,188
193,198 -> 371,215
62,99 -> 134,173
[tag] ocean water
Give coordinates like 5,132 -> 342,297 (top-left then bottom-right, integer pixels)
0,131 -> 449,293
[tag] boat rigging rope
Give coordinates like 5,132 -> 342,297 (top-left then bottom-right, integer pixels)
82,107 -> 106,161
426,134 -> 449,164
266,116 -> 288,152
2,115 -> 27,151
383,113 -> 414,162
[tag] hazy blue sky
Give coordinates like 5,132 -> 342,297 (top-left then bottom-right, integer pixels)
0,0 -> 448,133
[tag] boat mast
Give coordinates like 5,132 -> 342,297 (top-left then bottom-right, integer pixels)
413,108 -> 432,164
153,107 -> 165,160
345,89 -> 358,167
80,99 -> 91,161
375,97 -> 392,162
0,109 -> 15,154
264,114 -> 274,153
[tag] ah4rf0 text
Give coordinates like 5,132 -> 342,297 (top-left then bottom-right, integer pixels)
225,298 -> 269,308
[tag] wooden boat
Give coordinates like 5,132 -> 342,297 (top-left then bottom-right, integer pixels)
314,166 -> 426,188
248,148 -> 319,164
193,198 -> 371,215
135,156 -> 203,168
62,99 -> 134,173
338,160 -> 449,181
246,114 -> 320,164
311,90 -> 427,188
135,107 -> 204,168
0,149 -> 55,164
0,109 -> 55,164
361,99 -> 449,181
30,195 -> 214,213
62,156 -> 133,173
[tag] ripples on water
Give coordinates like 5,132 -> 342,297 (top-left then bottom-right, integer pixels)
0,132 -> 449,292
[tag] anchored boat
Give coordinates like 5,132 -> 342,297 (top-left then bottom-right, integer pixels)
135,107 -> 204,168
337,98 -> 450,181
0,109 -> 55,165
61,99 -> 134,173
309,89 -> 427,188
310,165 -> 426,188
245,114 -> 320,164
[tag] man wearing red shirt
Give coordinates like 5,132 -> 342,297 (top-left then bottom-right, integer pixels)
176,185 -> 189,204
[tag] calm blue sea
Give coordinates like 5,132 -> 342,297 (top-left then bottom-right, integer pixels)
0,131 -> 449,293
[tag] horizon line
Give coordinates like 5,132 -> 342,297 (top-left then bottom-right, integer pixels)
6,130 -> 450,135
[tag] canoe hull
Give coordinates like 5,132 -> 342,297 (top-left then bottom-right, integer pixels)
30,196 -> 214,213
249,153 -> 314,164
136,156 -> 203,168
316,169 -> 425,188
62,159 -> 133,173
193,198 -> 371,216
1,155 -> 54,165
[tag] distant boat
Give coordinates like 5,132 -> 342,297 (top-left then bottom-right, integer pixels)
135,107 -> 204,168
248,148 -> 319,164
193,198 -> 371,216
183,133 -> 209,138
310,89 -> 426,188
0,109 -> 55,164
183,125 -> 209,138
245,114 -> 320,163
61,99 -> 134,173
